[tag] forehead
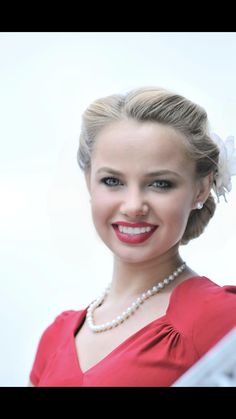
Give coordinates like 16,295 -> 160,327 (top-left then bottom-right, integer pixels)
91,119 -> 192,172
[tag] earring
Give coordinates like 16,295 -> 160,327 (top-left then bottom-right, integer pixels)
196,202 -> 204,210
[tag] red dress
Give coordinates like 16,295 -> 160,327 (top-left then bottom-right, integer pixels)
30,276 -> 236,387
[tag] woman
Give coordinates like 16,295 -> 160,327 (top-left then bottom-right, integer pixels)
29,87 -> 236,386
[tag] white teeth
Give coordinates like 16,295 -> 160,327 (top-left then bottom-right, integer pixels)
117,225 -> 153,235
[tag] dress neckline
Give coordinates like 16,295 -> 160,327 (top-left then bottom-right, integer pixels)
72,309 -> 169,375
71,275 -> 210,375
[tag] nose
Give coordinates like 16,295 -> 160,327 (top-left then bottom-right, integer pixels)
120,187 -> 149,218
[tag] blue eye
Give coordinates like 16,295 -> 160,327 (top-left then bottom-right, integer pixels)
150,180 -> 173,189
101,177 -> 122,187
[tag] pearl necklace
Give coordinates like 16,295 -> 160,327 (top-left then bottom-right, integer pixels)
86,262 -> 186,333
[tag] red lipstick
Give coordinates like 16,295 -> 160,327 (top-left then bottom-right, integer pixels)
111,221 -> 158,244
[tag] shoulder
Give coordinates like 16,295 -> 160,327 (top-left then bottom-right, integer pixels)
39,309 -> 84,345
171,276 -> 236,307
30,309 -> 85,386
168,276 -> 236,356
52,309 -> 81,328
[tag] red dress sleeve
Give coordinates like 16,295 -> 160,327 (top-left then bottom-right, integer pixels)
192,284 -> 236,357
30,311 -> 75,386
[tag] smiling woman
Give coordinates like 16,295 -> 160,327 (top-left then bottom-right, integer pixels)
29,86 -> 236,387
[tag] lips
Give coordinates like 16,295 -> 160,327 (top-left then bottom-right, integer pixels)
111,222 -> 158,244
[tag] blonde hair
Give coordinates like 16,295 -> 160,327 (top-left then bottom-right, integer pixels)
77,87 -> 219,244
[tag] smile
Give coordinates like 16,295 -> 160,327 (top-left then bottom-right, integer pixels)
111,223 -> 158,244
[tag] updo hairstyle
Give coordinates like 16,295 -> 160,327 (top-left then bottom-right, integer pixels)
77,87 -> 219,244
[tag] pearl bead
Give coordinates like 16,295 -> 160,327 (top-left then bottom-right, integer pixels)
86,262 -> 186,333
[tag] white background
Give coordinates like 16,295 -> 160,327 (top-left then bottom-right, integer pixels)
0,32 -> 236,386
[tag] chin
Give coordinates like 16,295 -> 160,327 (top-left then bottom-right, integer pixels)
112,245 -> 161,264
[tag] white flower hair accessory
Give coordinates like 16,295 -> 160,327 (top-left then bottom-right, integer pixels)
211,133 -> 236,202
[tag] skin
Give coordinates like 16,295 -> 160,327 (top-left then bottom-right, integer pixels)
85,119 -> 212,307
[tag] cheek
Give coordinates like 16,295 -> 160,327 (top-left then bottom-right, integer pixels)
160,192 -> 193,227
90,190 -> 114,226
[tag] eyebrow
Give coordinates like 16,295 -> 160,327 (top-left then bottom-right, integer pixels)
96,167 -> 182,178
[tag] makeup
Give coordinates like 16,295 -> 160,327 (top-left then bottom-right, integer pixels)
112,222 -> 158,244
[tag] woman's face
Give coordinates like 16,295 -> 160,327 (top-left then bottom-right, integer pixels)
85,119 -> 207,264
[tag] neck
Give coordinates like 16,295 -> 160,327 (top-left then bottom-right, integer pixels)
108,247 -> 185,303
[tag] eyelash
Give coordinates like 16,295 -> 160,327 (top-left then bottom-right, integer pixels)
100,177 -> 173,190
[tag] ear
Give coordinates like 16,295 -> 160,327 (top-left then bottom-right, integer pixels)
192,172 -> 213,209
